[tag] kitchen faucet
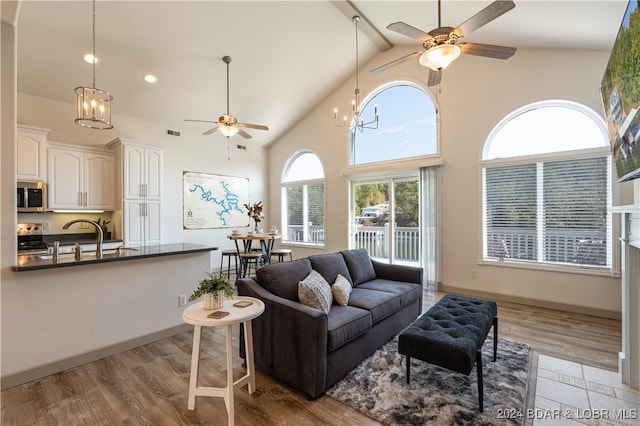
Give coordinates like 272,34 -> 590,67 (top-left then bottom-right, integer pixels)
62,219 -> 103,258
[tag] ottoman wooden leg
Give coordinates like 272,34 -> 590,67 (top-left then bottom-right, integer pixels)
493,316 -> 498,362
476,349 -> 484,412
406,355 -> 411,384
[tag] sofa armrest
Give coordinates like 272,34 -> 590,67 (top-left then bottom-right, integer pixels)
372,260 -> 423,284
236,277 -> 329,399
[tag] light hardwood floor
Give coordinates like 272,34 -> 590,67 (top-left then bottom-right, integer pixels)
1,290 -> 622,425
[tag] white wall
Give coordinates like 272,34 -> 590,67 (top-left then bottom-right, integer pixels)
268,46 -> 633,317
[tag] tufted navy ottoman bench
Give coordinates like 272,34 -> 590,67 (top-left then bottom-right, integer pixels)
398,294 -> 498,412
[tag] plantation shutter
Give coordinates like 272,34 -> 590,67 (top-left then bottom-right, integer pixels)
483,155 -> 611,267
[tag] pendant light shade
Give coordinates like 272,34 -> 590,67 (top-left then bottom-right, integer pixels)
75,0 -> 113,130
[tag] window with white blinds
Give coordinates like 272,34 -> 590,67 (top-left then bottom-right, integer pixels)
481,100 -> 612,270
281,152 -> 325,246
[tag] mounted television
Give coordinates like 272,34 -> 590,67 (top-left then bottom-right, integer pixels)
601,0 -> 640,182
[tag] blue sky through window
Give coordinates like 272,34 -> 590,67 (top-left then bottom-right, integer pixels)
352,85 -> 437,164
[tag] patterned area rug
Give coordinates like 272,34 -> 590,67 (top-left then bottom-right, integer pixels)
327,335 -> 530,426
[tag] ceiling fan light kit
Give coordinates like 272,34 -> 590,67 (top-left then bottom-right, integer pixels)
74,0 -> 113,130
370,0 -> 516,86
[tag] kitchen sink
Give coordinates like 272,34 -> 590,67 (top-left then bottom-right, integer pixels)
39,247 -> 138,260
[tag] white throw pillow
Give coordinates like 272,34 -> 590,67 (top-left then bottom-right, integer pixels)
298,270 -> 333,314
332,273 -> 352,307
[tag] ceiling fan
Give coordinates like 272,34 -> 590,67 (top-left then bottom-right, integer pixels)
185,56 -> 268,139
370,0 -> 517,86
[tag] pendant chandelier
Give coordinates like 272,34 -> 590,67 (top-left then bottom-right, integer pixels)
74,0 -> 113,130
334,15 -> 379,134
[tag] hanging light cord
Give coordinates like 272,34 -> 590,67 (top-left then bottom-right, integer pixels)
91,0 -> 97,89
354,15 -> 360,110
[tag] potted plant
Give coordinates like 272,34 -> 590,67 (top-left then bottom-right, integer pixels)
189,271 -> 235,310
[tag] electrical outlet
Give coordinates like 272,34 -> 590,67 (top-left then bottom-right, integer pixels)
79,222 -> 89,229
178,294 -> 187,306
43,221 -> 50,230
470,269 -> 477,279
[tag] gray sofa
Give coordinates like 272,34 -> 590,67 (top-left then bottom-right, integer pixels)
236,248 -> 423,399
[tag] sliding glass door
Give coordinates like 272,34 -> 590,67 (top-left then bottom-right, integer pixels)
350,168 -> 439,289
351,176 -> 420,266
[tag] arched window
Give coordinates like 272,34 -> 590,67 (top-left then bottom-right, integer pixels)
350,83 -> 437,165
281,151 -> 325,246
481,100 -> 612,271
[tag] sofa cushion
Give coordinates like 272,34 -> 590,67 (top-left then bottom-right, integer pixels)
357,279 -> 421,310
298,270 -> 333,314
327,306 -> 372,351
332,274 -> 352,307
348,287 -> 402,324
309,253 -> 353,285
341,249 -> 376,286
256,258 -> 312,301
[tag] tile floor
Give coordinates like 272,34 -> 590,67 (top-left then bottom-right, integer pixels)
532,355 -> 639,426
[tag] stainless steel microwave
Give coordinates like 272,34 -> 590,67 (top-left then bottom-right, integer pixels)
17,181 -> 46,213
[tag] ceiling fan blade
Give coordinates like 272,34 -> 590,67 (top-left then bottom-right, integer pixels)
459,42 -> 516,59
184,119 -> 218,124
387,22 -> 432,43
452,0 -> 515,38
203,126 -> 220,136
237,122 -> 269,131
237,128 -> 252,139
370,51 -> 422,75
427,69 -> 442,87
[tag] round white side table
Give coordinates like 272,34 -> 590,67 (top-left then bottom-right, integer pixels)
182,296 -> 265,425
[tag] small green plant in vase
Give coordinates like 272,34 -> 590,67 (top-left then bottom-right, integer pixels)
189,272 -> 235,310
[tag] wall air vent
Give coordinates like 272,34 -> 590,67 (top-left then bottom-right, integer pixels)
166,129 -> 181,136
237,144 -> 247,150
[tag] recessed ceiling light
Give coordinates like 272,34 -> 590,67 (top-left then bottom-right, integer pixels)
144,74 -> 157,83
83,53 -> 98,64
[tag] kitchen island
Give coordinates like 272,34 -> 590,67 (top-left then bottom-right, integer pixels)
13,243 -> 218,271
3,243 -> 220,389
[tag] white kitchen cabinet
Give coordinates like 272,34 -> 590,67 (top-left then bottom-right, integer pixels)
109,138 -> 163,200
17,125 -> 49,181
48,144 -> 116,210
109,138 -> 163,246
123,200 -> 161,247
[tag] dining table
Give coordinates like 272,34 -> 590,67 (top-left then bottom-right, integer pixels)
227,232 -> 282,277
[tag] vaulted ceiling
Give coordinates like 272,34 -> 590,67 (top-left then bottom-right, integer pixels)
12,1 -> 629,146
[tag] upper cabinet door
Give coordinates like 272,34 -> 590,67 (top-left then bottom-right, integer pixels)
48,148 -> 83,209
144,148 -> 162,200
84,152 -> 116,209
123,145 -> 145,199
122,144 -> 163,200
17,125 -> 49,181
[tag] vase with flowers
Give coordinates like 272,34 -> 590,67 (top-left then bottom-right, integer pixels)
244,201 -> 264,234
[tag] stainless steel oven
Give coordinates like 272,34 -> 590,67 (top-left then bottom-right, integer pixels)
17,181 -> 46,213
17,223 -> 49,255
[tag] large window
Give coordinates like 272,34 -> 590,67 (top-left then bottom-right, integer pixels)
350,84 -> 437,165
281,151 -> 325,246
481,101 -> 612,270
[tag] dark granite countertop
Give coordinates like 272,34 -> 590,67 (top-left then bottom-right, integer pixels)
13,243 -> 218,272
